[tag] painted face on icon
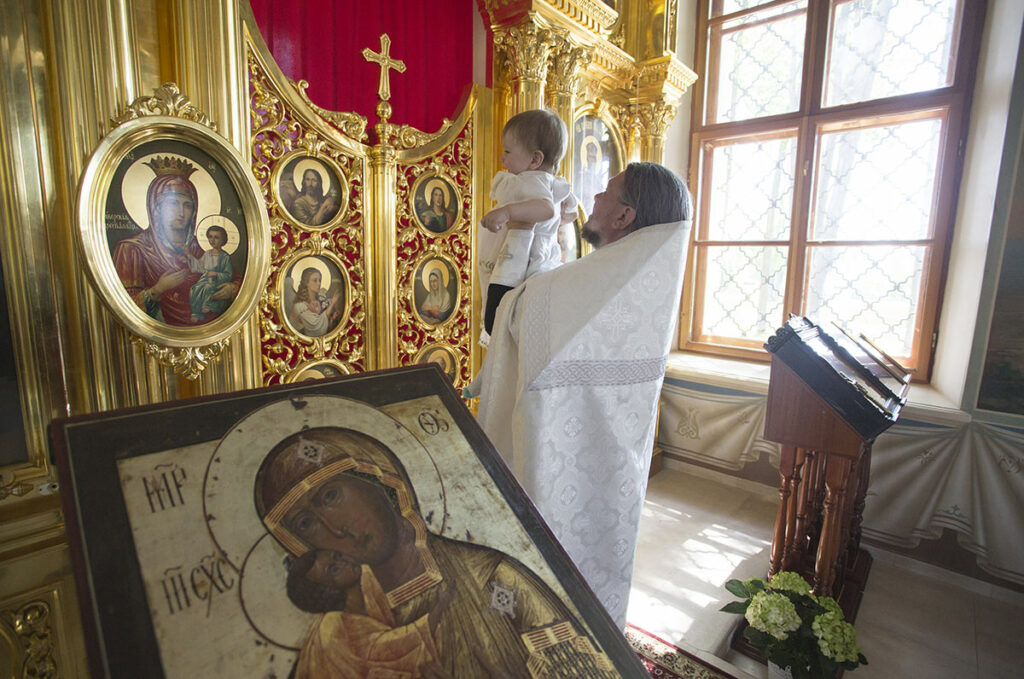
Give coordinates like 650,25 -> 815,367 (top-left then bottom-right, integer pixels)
307,549 -> 362,588
302,169 -> 323,195
431,187 -> 445,209
155,192 -> 196,239
283,473 -> 400,566
207,229 -> 226,249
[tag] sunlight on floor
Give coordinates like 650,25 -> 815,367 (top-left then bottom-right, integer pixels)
628,464 -> 1024,679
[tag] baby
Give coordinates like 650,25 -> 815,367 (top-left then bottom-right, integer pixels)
186,224 -> 235,322
478,109 -> 578,340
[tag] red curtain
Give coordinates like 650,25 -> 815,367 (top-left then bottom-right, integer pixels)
248,0 -> 476,137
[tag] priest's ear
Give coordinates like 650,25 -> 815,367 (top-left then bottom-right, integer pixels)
612,203 -> 636,233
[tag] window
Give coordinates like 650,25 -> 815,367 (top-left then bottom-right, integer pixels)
682,0 -> 985,380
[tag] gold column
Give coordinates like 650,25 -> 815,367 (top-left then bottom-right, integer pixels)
366,103 -> 400,370
612,103 -> 642,164
546,37 -> 592,180
634,100 -> 678,162
42,0 -> 153,413
36,0 -> 258,409
493,18 -> 556,116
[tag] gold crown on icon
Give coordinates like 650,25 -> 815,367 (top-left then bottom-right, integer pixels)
144,155 -> 197,179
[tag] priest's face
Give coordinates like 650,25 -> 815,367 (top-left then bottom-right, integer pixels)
582,172 -> 632,248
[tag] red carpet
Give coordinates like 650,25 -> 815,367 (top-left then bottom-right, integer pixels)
626,624 -> 738,679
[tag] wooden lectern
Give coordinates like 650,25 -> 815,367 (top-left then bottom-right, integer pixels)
762,316 -> 909,620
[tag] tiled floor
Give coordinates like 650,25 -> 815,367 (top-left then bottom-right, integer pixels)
627,463 -> 1024,679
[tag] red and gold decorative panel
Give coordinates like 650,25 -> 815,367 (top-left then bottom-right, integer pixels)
247,50 -> 371,385
247,31 -> 480,389
395,120 -> 476,388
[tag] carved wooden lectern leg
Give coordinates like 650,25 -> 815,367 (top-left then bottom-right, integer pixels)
782,447 -> 807,570
848,444 -> 872,562
792,449 -> 818,567
813,455 -> 852,596
769,445 -> 796,576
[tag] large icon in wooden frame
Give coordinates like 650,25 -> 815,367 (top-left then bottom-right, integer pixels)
76,84 -> 270,348
52,366 -> 647,678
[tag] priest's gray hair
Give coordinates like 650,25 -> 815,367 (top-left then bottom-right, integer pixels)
620,162 -> 691,230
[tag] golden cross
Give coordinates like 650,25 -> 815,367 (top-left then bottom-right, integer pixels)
362,34 -> 406,102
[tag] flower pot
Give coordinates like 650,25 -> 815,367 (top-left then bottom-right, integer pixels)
768,661 -> 793,679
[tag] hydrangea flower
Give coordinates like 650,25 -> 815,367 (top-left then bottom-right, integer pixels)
812,611 -> 863,663
722,572 -> 868,675
768,571 -> 812,595
816,594 -> 843,616
745,591 -> 801,640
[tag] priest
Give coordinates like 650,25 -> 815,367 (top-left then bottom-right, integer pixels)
475,162 -> 692,629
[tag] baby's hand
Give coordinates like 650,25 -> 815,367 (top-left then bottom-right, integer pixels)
560,202 -> 578,226
480,207 -> 509,233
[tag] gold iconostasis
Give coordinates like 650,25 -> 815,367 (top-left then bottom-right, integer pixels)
0,1 -> 694,676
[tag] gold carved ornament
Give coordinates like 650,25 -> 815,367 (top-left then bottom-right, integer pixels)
494,20 -> 559,85
395,140 -> 475,388
1,600 -> 56,679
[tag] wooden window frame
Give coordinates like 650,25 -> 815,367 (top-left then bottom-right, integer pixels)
680,0 -> 987,381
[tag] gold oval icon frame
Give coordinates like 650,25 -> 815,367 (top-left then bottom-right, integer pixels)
284,358 -> 352,383
409,171 -> 462,236
76,113 -> 271,349
277,249 -> 353,341
410,252 -> 460,328
271,150 -> 350,230
413,342 -> 459,383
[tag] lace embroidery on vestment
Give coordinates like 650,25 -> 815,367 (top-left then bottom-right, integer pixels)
528,356 -> 668,391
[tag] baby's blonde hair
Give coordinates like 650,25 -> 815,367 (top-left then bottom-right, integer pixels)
502,109 -> 568,172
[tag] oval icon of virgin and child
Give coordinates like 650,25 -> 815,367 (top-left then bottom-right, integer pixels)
105,144 -> 248,327
196,395 -> 625,678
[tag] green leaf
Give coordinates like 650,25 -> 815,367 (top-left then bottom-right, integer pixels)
744,627 -> 770,648
720,601 -> 748,614
725,579 -> 749,597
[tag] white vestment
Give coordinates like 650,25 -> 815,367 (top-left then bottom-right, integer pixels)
475,219 -> 691,628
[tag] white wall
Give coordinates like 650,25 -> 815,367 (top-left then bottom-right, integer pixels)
664,9 -> 696,184
935,0 -> 1024,410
